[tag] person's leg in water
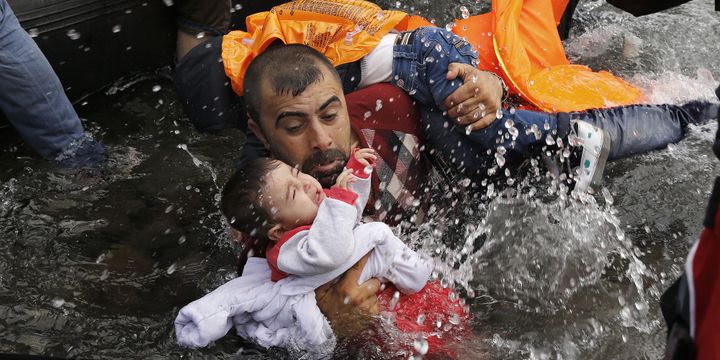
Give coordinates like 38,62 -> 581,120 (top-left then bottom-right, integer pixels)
391,26 -> 718,190
0,0 -> 104,167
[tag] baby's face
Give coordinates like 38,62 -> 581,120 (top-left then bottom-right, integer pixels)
260,161 -> 327,230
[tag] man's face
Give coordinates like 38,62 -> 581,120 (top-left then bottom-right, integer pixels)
249,65 -> 352,188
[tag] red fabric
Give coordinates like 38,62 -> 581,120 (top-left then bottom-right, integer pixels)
267,225 -> 311,282
347,83 -> 422,135
346,148 -> 373,179
692,208 -> 720,360
377,280 -> 470,357
323,187 -> 358,205
346,84 -> 428,224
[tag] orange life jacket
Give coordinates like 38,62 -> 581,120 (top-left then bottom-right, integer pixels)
222,0 -> 644,112
222,0 -> 410,95
454,0 -> 644,112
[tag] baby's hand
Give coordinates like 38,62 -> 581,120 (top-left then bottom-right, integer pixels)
335,168 -> 356,189
353,148 -> 377,168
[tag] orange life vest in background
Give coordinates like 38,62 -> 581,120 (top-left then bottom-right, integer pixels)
454,0 -> 644,112
222,0 -> 409,95
222,0 -> 644,112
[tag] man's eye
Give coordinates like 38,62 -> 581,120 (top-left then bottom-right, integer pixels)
321,114 -> 337,122
286,124 -> 303,133
292,189 -> 296,200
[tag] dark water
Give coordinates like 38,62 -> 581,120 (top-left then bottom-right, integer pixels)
1,0 -> 719,359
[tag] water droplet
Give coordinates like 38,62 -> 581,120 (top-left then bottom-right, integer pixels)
434,43 -> 442,53
96,253 -> 106,264
375,99 -> 383,111
376,10 -> 384,20
465,126 -> 473,135
413,337 -> 429,355
374,199 -> 382,210
546,135 -> 556,146
152,85 -> 161,92
544,122 -> 551,131
112,25 -> 122,33
395,1 -> 401,7
495,108 -> 503,119
66,29 -> 81,40
425,56 -> 435,63
162,0 -> 173,6
496,146 -> 507,155
166,263 -> 177,275
363,165 -> 373,175
416,314 -> 426,325
234,3 -> 242,10
364,111 -> 372,119
460,6 -> 470,19
495,152 -> 505,167
28,28 -> 39,38
445,22 -> 456,31
100,270 -> 109,281
178,235 -> 186,244
196,32 -> 206,39
51,298 -> 65,308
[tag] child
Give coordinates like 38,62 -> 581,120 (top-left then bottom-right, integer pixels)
175,149 -> 465,355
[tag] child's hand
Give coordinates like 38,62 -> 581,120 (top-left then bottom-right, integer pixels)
353,148 -> 377,168
335,168 -> 356,189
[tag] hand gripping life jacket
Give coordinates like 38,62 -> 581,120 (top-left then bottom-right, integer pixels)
222,0 -> 644,112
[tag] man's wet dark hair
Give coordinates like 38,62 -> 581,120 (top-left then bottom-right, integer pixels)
243,43 -> 342,125
221,157 -> 281,242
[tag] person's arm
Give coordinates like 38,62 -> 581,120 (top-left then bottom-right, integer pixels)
344,148 -> 376,221
314,253 -> 381,337
443,63 -> 506,131
358,226 -> 432,294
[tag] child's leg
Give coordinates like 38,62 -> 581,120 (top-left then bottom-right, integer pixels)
391,27 -> 477,110
564,103 -> 713,160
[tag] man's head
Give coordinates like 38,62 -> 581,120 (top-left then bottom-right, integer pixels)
243,44 -> 353,187
222,157 -> 327,243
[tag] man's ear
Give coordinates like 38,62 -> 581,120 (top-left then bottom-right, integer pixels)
248,117 -> 270,149
267,223 -> 285,243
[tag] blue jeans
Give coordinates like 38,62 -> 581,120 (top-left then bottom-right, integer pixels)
391,26 -> 698,173
0,0 -> 103,166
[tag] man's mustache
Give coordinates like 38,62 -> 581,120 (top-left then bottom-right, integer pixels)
302,149 -> 346,172
302,149 -> 347,185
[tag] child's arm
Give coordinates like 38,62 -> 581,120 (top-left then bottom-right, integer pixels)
268,183 -> 360,279
344,148 -> 376,221
357,223 -> 433,294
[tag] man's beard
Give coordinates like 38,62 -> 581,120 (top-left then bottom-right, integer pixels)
301,149 -> 347,188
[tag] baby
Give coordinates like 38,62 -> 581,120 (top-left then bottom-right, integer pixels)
175,149 -> 437,355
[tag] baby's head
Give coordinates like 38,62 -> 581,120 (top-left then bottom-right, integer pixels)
221,157 -> 327,243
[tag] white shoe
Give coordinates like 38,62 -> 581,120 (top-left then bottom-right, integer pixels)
569,120 -> 610,193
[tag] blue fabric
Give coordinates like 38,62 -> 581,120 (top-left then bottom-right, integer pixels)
0,0 -> 103,165
391,26 -> 704,173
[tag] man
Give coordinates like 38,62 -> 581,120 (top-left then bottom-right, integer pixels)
238,43 -> 716,332
0,0 -> 104,167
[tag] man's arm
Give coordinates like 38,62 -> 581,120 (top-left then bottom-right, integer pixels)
443,63 -> 505,131
315,253 -> 381,337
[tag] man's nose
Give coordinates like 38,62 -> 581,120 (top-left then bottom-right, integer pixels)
307,120 -> 334,151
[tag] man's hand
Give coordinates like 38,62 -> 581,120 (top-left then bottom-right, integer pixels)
315,253 -> 381,337
443,63 -> 505,131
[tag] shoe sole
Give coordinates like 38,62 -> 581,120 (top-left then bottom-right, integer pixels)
589,132 -> 611,189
